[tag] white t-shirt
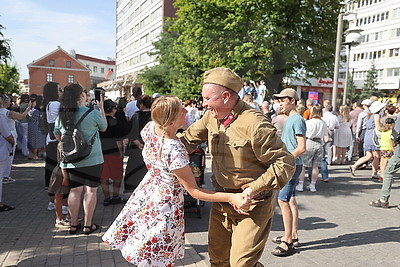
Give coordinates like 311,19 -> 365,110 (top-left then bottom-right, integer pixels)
306,118 -> 328,139
126,100 -> 139,120
322,111 -> 339,131
46,101 -> 60,144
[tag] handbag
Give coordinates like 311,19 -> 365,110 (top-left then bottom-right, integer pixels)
48,164 -> 70,195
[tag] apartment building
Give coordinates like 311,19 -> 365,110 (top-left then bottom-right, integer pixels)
347,0 -> 400,91
115,0 -> 175,90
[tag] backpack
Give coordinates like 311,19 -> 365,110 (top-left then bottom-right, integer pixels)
39,104 -> 55,139
59,109 -> 95,163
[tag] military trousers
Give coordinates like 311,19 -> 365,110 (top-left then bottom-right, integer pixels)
208,192 -> 276,267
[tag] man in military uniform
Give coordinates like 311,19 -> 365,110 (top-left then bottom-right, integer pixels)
179,67 -> 295,267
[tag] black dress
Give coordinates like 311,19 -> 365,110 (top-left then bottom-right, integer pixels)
124,111 -> 152,190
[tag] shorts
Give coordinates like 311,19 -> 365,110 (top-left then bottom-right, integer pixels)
381,150 -> 394,159
303,140 -> 323,167
101,155 -> 123,181
66,164 -> 103,188
278,165 -> 303,202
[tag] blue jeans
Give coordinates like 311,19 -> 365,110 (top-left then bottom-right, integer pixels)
278,165 -> 303,201
348,132 -> 356,161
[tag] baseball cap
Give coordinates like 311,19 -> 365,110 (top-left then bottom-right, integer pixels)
203,67 -> 242,93
361,99 -> 372,106
273,88 -> 299,101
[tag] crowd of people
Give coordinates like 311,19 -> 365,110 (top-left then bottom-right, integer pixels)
1,66 -> 400,265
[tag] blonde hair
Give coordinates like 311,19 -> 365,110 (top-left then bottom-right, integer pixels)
296,104 -> 305,116
151,96 -> 181,159
339,105 -> 351,122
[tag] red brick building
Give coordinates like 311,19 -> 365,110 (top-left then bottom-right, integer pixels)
28,46 -> 90,95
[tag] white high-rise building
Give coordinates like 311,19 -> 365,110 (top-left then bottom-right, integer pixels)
115,0 -> 175,88
347,0 -> 400,91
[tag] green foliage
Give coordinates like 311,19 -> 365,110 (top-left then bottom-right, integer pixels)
0,64 -> 21,94
0,24 -> 12,64
139,0 -> 341,98
358,62 -> 381,100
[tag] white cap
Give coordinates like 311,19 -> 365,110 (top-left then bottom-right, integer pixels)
152,93 -> 161,98
361,99 -> 372,106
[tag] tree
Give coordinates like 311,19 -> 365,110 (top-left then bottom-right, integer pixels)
140,0 -> 341,98
0,23 -> 12,64
358,62 -> 381,100
0,64 -> 21,94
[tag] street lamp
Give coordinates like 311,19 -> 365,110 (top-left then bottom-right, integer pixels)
342,28 -> 363,105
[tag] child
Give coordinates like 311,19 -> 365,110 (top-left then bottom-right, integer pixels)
378,117 -> 395,180
102,96 -> 250,266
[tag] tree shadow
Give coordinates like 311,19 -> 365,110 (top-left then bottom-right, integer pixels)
299,227 -> 400,251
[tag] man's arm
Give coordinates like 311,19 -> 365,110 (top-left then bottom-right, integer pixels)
243,121 -> 296,196
292,135 -> 306,159
178,111 -> 210,153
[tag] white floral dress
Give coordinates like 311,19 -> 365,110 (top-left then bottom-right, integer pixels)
102,121 -> 189,267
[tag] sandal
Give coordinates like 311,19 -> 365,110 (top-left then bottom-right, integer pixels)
69,223 -> 82,235
369,199 -> 389,209
349,166 -> 356,177
271,240 -> 294,257
110,196 -> 125,204
103,198 -> 111,206
82,224 -> 99,235
0,204 -> 15,212
272,236 -> 300,247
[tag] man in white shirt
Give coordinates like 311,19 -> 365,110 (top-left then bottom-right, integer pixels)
322,104 -> 339,164
125,86 -> 142,120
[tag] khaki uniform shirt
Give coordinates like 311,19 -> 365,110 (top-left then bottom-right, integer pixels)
179,99 -> 295,196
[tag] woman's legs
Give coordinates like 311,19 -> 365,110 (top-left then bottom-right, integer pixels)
54,193 -> 64,221
100,179 -> 110,200
371,150 -> 380,176
68,186 -> 83,227
112,180 -> 122,198
352,151 -> 373,169
82,186 -> 98,230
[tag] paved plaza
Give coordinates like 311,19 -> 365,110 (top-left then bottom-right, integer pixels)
1,153 -> 400,266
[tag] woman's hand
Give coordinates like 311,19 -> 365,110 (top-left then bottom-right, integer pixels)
229,193 -> 251,215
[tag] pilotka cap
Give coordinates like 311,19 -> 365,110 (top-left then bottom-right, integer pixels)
203,67 -> 243,93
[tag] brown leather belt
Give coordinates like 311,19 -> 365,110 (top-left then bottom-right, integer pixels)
221,188 -> 273,200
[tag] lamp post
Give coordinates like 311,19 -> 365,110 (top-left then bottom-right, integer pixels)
332,12 -> 344,112
342,29 -> 363,105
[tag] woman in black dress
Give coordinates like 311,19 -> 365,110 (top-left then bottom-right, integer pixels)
124,95 -> 153,190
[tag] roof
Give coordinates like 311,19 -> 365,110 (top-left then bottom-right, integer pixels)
27,46 -> 89,70
75,54 -> 115,65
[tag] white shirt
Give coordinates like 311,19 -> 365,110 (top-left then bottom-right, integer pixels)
46,101 -> 60,144
306,118 -> 328,139
126,100 -> 139,120
322,111 -> 339,131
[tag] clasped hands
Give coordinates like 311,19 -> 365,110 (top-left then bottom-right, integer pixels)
228,184 -> 254,215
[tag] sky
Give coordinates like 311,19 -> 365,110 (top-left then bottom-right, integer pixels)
1,0 -> 116,80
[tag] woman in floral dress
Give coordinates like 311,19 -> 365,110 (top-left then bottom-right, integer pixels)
103,96 -> 250,266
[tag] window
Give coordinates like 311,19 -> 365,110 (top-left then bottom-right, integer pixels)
49,59 -> 55,67
86,64 -> 90,69
101,68 -> 105,73
68,74 -> 74,83
46,73 -> 53,82
392,28 -> 400,38
66,61 -> 71,68
387,68 -> 400,77
394,8 -> 400,19
93,66 -> 98,72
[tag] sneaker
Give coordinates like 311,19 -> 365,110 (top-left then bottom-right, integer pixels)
2,177 -> 15,184
62,205 -> 69,215
55,219 -> 70,228
307,184 -> 317,192
47,202 -> 55,211
296,184 -> 304,192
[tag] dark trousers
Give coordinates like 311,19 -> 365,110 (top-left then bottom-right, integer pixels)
358,129 -> 366,158
45,141 -> 58,188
